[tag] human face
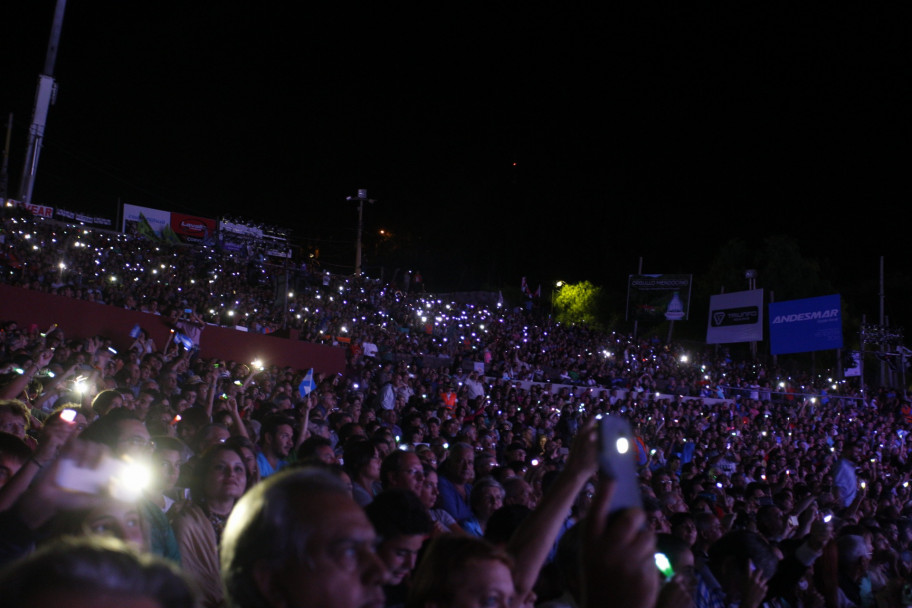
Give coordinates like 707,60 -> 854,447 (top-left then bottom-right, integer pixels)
270,424 -> 294,459
451,447 -> 475,485
203,449 -> 246,502
266,492 -> 387,608
477,487 -> 504,520
378,534 -> 425,585
0,410 -> 26,438
315,445 -> 337,464
83,499 -> 147,550
153,448 -> 181,492
238,446 -> 259,483
135,393 -> 154,419
200,426 -> 231,453
391,453 -> 425,495
421,472 -> 441,510
0,454 -> 24,489
115,419 -> 153,458
363,449 -> 382,481
446,558 -> 515,608
672,518 -> 698,547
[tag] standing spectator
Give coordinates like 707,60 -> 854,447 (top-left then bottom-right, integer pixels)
832,439 -> 863,511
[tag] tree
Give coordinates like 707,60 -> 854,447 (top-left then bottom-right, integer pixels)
554,280 -> 606,329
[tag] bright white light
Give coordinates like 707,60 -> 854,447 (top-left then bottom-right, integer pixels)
616,437 -> 629,454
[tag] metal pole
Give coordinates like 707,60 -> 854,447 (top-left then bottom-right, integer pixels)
355,197 -> 363,276
880,256 -> 886,387
19,0 -> 68,204
633,257 -> 642,340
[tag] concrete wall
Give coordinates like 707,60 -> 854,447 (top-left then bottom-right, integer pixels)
0,284 -> 346,375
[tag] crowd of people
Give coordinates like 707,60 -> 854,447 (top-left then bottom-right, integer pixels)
0,206 -> 911,608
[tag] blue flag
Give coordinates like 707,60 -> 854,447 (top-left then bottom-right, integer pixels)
173,331 -> 194,351
299,368 -> 316,397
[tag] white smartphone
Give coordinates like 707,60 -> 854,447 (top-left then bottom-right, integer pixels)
598,415 -> 643,514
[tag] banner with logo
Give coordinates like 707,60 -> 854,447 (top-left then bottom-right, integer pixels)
706,289 -> 764,344
123,203 -> 215,245
171,212 -> 216,244
626,274 -> 692,321
769,294 -> 843,355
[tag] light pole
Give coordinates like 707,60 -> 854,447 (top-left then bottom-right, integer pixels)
551,280 -> 564,317
19,0 -> 68,204
346,189 -> 375,276
745,269 -> 758,359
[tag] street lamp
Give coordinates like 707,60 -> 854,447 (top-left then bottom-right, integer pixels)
551,280 -> 564,316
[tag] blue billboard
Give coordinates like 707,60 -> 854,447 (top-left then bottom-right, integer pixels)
768,294 -> 843,355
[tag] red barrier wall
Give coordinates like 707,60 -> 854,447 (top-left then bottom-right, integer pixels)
0,284 -> 346,375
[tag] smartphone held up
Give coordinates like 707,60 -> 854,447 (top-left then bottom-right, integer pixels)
597,415 -> 643,514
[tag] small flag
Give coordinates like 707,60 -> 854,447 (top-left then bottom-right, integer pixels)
534,284 -> 541,298
521,277 -> 532,297
173,332 -> 194,351
299,368 -> 317,397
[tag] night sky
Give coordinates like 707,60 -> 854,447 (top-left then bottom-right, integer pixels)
3,3 -> 911,303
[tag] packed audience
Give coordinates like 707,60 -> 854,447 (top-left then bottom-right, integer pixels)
0,206 -> 910,608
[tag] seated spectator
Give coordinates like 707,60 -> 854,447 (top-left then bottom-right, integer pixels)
296,434 -> 336,465
407,535 -> 515,608
0,432 -> 31,493
224,435 -> 261,489
147,435 -> 190,512
343,437 -> 382,507
365,488 -> 433,607
0,535 -> 197,608
169,442 -> 248,607
438,442 -> 475,522
418,464 -> 464,536
693,529 -> 776,608
220,467 -> 386,608
255,413 -> 295,479
380,448 -> 425,496
460,477 -> 505,537
79,408 -> 182,564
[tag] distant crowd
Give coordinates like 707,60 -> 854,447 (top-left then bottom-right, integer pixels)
0,206 -> 910,608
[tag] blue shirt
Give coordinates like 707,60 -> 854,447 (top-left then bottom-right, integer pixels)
438,476 -> 473,522
256,450 -> 287,480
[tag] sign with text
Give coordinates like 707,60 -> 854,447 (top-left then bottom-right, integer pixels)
626,274 -> 692,322
706,289 -> 764,344
769,294 -> 843,355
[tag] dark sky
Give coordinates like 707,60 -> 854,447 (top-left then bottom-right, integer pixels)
3,2 -> 912,295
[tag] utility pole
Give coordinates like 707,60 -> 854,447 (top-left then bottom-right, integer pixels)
346,189 -> 375,276
1,114 -> 12,198
18,0 -> 68,204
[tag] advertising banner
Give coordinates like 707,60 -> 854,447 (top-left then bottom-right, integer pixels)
626,274 -> 692,321
123,204 -> 215,245
769,294 -> 843,355
706,289 -> 764,344
171,212 -> 216,244
122,203 -> 173,240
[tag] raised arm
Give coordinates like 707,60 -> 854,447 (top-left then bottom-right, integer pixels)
506,417 -> 598,600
